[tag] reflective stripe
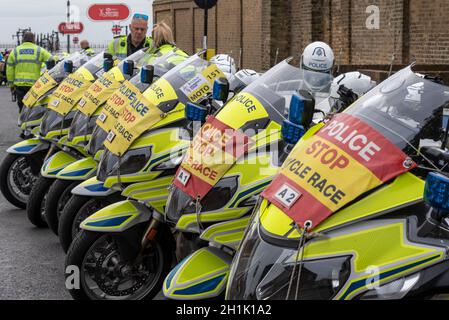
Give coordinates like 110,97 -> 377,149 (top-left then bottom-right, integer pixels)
15,59 -> 42,65
14,78 -> 38,83
36,47 -> 41,63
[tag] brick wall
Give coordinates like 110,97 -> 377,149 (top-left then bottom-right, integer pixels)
153,0 -> 449,73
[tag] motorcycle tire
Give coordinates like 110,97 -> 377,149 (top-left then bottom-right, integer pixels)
66,226 -> 173,300
58,195 -> 110,253
0,153 -> 34,209
45,179 -> 79,236
27,176 -> 54,228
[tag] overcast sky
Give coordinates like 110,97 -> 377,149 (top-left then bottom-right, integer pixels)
0,0 -> 154,46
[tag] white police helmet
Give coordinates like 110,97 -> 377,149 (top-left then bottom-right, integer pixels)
328,72 -> 376,112
229,69 -> 260,93
330,72 -> 376,99
300,42 -> 335,92
302,42 -> 334,72
210,54 -> 237,79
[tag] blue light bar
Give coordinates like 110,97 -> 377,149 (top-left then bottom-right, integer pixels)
289,94 -> 305,125
64,60 -> 73,73
103,59 -> 113,72
424,172 -> 449,213
281,120 -> 305,145
186,103 -> 207,122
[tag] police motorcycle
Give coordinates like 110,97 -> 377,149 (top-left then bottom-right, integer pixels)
64,52 -> 240,300
44,48 -> 190,236
227,65 -> 449,300
0,52 -> 91,210
161,61 -> 375,299
57,54 -> 237,253
25,51 -> 110,228
56,50 -> 191,251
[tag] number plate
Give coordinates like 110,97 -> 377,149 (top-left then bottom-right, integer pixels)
98,112 -> 107,123
274,184 -> 301,208
176,169 -> 191,186
106,131 -> 116,143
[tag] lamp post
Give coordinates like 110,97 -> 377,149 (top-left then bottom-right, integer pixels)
67,0 -> 71,53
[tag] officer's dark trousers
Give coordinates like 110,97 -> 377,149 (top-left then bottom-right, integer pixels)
15,86 -> 31,113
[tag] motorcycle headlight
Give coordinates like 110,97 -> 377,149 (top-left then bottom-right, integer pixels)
165,176 -> 239,223
97,147 -> 152,181
68,111 -> 98,143
87,126 -> 108,156
39,110 -> 76,138
227,214 -> 351,300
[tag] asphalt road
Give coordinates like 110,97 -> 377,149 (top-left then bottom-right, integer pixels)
0,86 -> 71,300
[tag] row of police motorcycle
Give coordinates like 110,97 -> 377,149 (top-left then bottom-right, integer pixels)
2,40 -> 449,300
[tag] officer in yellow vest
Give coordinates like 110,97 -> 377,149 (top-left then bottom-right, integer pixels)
80,40 -> 95,56
146,22 -> 188,66
107,13 -> 153,60
6,32 -> 52,112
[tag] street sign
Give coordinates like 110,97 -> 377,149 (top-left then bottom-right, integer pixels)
73,36 -> 79,44
194,0 -> 218,10
58,22 -> 84,35
88,4 -> 130,21
112,25 -> 122,35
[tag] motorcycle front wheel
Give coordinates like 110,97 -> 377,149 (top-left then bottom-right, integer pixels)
0,153 -> 40,209
65,225 -> 173,300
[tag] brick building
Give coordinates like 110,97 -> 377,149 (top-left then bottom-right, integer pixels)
153,0 -> 449,81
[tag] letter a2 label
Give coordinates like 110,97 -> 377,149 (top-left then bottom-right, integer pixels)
274,184 -> 302,209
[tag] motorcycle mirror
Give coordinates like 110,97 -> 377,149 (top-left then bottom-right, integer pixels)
64,60 -> 74,73
46,59 -> 56,70
141,65 -> 155,84
213,78 -> 230,102
103,58 -> 114,72
281,91 -> 315,145
186,102 -> 208,122
123,60 -> 135,77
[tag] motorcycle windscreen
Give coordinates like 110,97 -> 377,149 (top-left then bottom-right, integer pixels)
103,54 -> 225,156
173,59 -> 306,200
262,66 -> 449,231
95,52 -> 198,149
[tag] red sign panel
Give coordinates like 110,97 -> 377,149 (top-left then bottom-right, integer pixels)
88,4 -> 130,21
58,22 -> 84,35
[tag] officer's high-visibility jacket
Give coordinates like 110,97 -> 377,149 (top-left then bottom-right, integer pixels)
81,47 -> 96,56
6,42 -> 52,87
146,44 -> 189,67
107,35 -> 153,60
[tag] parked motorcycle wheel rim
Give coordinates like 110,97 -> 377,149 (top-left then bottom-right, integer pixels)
80,234 -> 164,300
6,155 -> 36,204
71,199 -> 105,239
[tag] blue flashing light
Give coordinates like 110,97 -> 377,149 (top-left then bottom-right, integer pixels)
103,59 -> 113,72
281,120 -> 305,145
424,172 -> 449,213
186,102 -> 207,122
289,94 -> 305,125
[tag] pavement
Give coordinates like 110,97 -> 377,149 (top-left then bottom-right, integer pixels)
0,86 -> 71,300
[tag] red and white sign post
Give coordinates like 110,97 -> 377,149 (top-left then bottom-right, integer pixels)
87,4 -> 131,21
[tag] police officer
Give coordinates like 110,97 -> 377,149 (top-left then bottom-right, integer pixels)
80,40 -> 95,55
6,32 -> 52,112
107,13 -> 153,60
